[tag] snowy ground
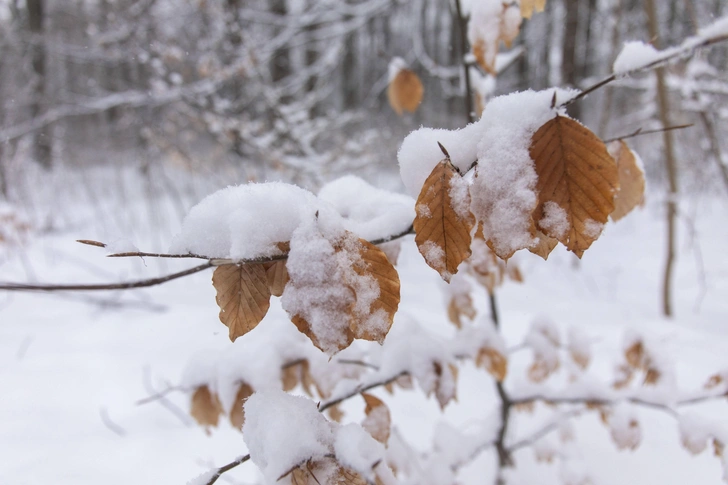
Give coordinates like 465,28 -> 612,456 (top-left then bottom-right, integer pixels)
1,174 -> 728,485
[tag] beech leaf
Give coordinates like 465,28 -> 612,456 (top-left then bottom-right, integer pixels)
190,385 -> 223,429
212,263 -> 271,341
229,382 -> 254,430
521,0 -> 547,19
362,393 -> 391,444
388,68 -> 424,115
530,115 -> 619,257
414,159 -> 474,282
607,140 -> 645,222
263,260 -> 289,297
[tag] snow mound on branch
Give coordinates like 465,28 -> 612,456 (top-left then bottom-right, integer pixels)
169,182 -> 334,259
318,175 -> 415,241
244,390 -> 389,483
243,390 -> 333,483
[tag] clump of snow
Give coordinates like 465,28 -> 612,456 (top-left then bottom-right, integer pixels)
539,202 -> 569,239
170,182 -> 323,259
697,15 -> 728,41
583,219 -> 604,239
243,390 -> 333,483
334,424 -> 385,478
467,0 -> 503,69
388,57 -> 408,82
448,175 -> 472,221
679,413 -> 712,455
398,123 -> 481,197
420,241 -> 446,275
318,176 -> 415,241
608,404 -> 641,450
613,41 -> 662,74
187,469 -> 219,485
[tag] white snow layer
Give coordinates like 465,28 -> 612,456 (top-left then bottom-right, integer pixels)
243,390 -> 333,483
171,177 -> 416,260
398,88 -> 578,258
613,41 -> 662,74
318,175 -> 415,241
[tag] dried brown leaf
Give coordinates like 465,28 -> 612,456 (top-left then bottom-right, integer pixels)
714,439 -> 724,458
607,140 -> 645,222
362,393 -> 391,444
414,159 -> 474,282
530,115 -> 619,257
528,356 -> 560,383
476,347 -> 508,382
625,341 -> 645,369
388,68 -> 424,115
327,404 -> 344,423
349,238 -> 401,343
378,240 -> 402,266
190,385 -> 223,429
229,382 -> 254,430
521,0 -> 547,18
212,263 -> 271,341
282,365 -> 299,392
288,458 -> 369,485
705,374 -> 723,390
263,260 -> 289,297
528,228 -> 559,260
447,293 -> 476,328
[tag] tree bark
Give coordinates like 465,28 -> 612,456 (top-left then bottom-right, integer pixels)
645,0 -> 679,318
27,0 -> 52,169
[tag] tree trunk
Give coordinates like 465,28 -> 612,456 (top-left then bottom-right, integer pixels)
645,0 -> 679,318
562,0 -> 580,119
27,0 -> 53,169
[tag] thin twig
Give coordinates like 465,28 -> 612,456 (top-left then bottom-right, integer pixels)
507,410 -> 583,452
602,123 -> 694,144
0,262 -> 213,292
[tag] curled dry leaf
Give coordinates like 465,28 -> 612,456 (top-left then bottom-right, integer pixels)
430,361 -> 459,409
327,404 -> 345,423
607,140 -> 645,222
476,347 -> 508,382
414,159 -> 474,282
447,292 -> 477,328
263,260 -> 289,297
388,68 -> 424,115
230,382 -> 254,430
528,356 -> 560,383
471,3 -> 522,75
528,228 -> 559,260
190,385 -> 223,429
212,263 -> 271,341
530,115 -> 619,257
521,0 -> 547,18
362,393 -> 391,444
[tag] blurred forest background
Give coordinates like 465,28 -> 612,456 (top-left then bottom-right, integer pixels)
0,0 -> 726,238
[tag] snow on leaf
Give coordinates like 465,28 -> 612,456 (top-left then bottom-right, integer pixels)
212,263 -> 272,342
361,393 -> 391,444
229,382 -> 254,430
190,385 -> 223,430
445,273 -> 477,328
283,224 -> 399,355
528,228 -> 559,260
469,1 -> 522,75
387,59 -> 424,115
414,159 -> 474,282
607,140 -> 645,222
608,405 -> 641,451
679,413 -> 712,455
530,115 -> 618,257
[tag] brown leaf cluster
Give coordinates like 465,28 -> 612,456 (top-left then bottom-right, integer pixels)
388,68 -> 424,115
414,158 -> 474,282
617,339 -> 662,387
467,226 -> 524,294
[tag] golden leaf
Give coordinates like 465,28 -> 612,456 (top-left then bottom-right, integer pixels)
414,159 -> 474,282
288,458 -> 369,485
608,140 -> 645,222
212,263 -> 271,341
229,382 -> 254,430
476,347 -> 508,382
528,228 -> 559,260
362,393 -> 391,444
521,0 -> 547,18
388,68 -> 424,115
263,260 -> 289,297
349,239 -> 401,343
530,115 -> 619,257
327,404 -> 344,423
472,39 -> 496,76
447,293 -> 476,328
190,385 -> 223,429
